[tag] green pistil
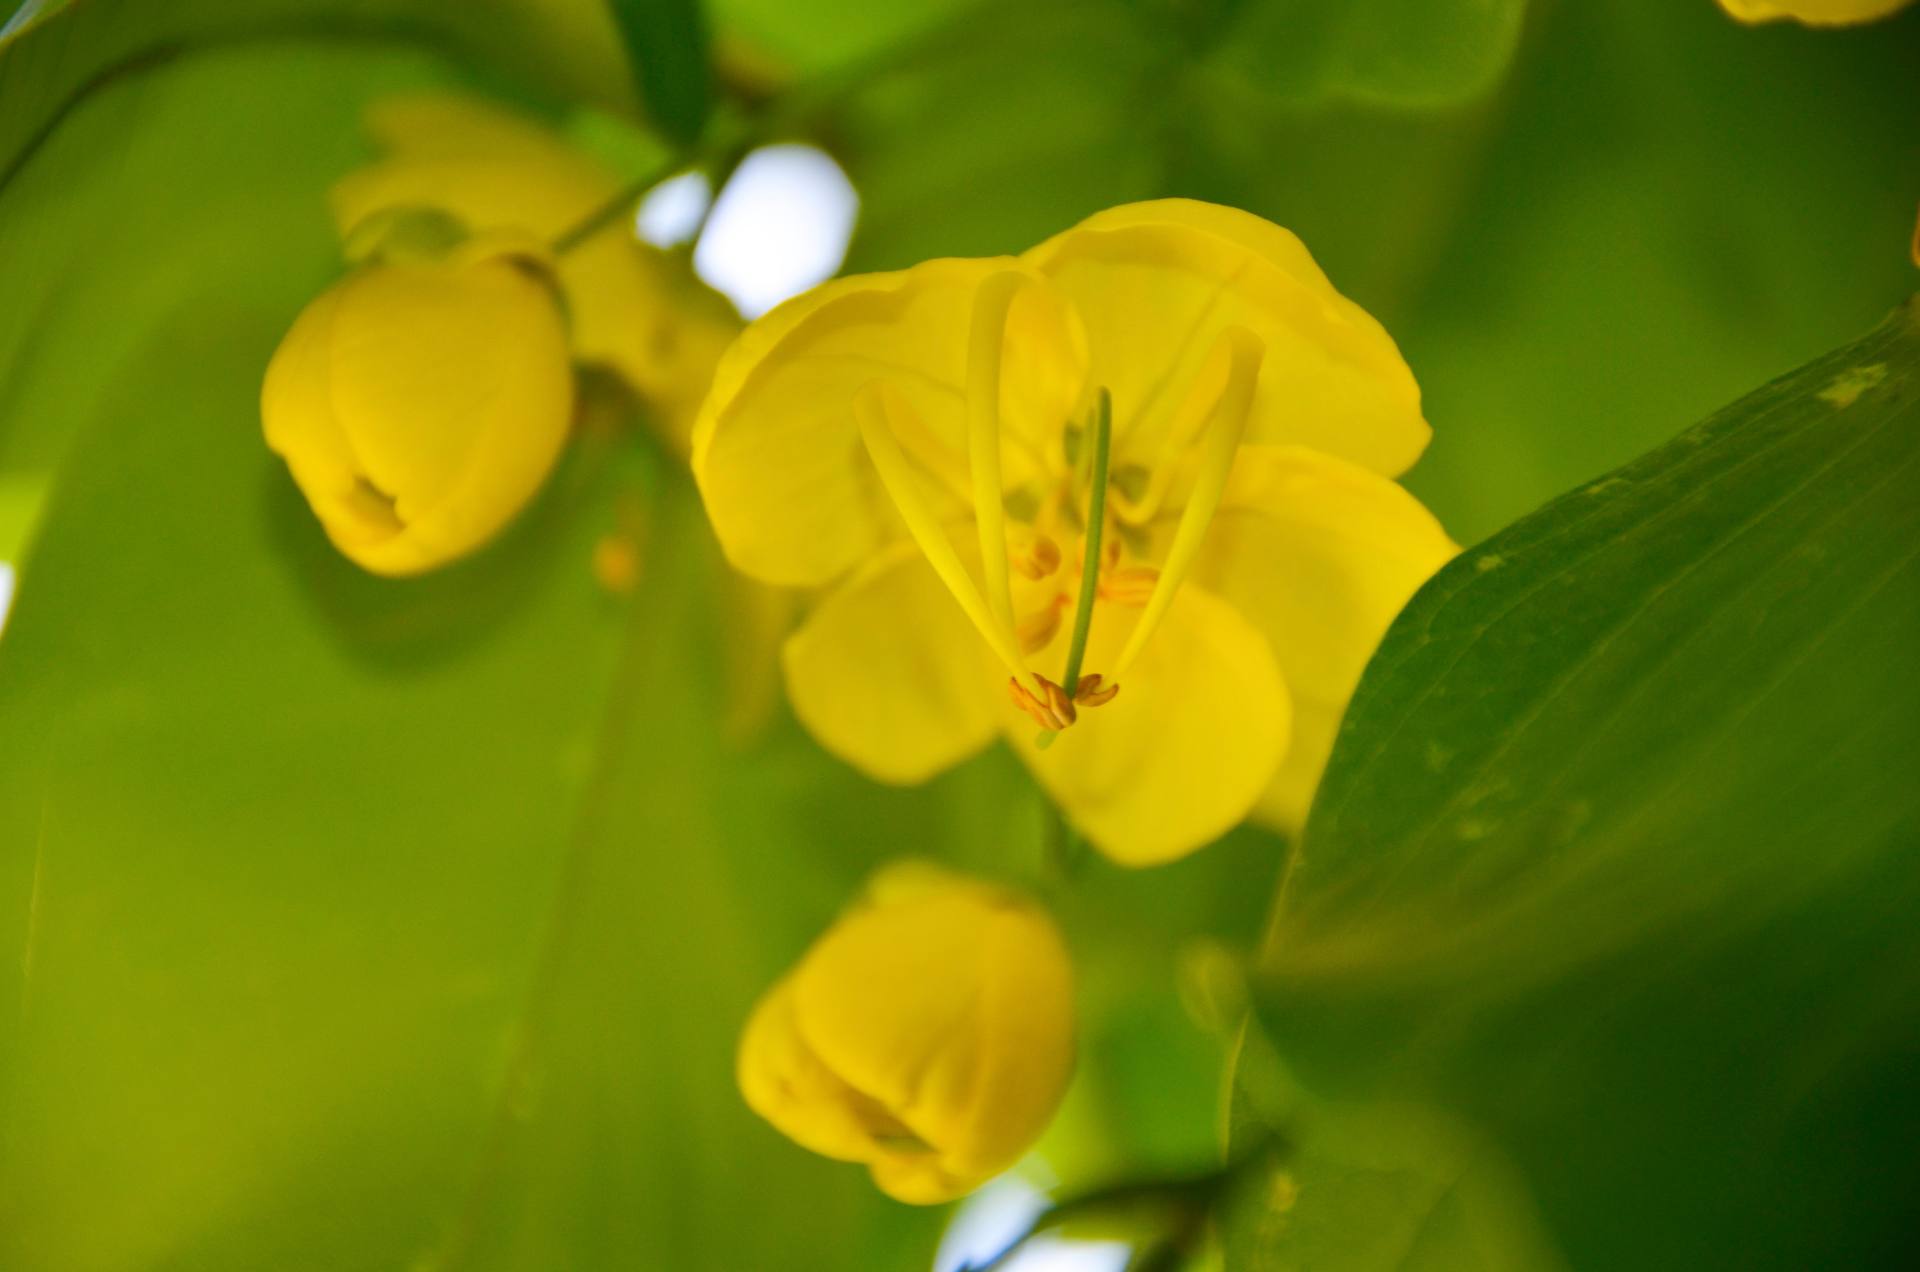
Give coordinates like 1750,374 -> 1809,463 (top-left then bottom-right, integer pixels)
1037,388 -> 1112,751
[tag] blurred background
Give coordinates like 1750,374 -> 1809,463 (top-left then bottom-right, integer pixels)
0,1 -> 1915,1269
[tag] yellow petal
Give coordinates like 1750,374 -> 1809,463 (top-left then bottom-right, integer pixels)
263,249 -> 573,575
736,975 -> 887,1163
1196,444 -> 1458,832
781,543 -> 999,785
1010,582 -> 1291,866
1717,0 -> 1913,25
790,868 -> 1075,1202
1020,198 -> 1429,479
333,92 -> 738,447
692,259 -> 1085,587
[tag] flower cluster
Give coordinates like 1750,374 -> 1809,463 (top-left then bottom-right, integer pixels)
263,94 -> 738,575
262,103 -> 1467,1204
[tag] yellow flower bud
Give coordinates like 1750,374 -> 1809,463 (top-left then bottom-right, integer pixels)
1717,0 -> 1913,24
738,862 -> 1076,1204
261,237 -> 573,575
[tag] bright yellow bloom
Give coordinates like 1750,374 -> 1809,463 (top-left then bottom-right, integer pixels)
261,233 -> 572,575
738,862 -> 1075,1204
694,200 -> 1457,865
332,92 -> 739,450
1717,0 -> 1913,23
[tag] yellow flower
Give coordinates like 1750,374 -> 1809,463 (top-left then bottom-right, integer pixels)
737,862 -> 1075,1204
261,233 -> 572,575
332,92 -> 739,451
1717,0 -> 1913,23
694,200 -> 1458,865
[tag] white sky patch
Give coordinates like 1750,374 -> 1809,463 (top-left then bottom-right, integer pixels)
693,144 -> 858,318
0,563 -> 15,642
1,0 -> 47,41
634,169 -> 712,248
934,1176 -> 1131,1272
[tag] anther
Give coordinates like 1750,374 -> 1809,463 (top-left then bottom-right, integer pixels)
1017,535 -> 1063,582
1008,675 -> 1077,731
1099,565 -> 1160,606
1074,674 -> 1120,707
1017,596 -> 1067,653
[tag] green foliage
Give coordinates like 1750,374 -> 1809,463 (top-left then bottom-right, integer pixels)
1204,0 -> 1528,108
606,0 -> 712,147
0,30 -> 944,1272
1230,304 -> 1920,1269
3,0 -> 1918,1268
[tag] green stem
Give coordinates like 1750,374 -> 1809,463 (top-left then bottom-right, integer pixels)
1034,389 -> 1111,753
1061,387 -> 1112,695
550,156 -> 689,256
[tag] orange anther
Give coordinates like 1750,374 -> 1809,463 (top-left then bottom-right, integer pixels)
1013,534 -> 1063,581
1099,565 -> 1159,606
1074,674 -> 1120,707
1008,675 -> 1076,731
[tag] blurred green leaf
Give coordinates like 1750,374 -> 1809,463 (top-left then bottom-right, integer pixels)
1232,303 -> 1920,1268
1394,0 -> 1920,542
1202,0 -> 1528,108
606,0 -> 712,146
1223,1024 -> 1560,1272
0,27 -> 955,1272
826,0 -> 1488,276
707,0 -> 975,75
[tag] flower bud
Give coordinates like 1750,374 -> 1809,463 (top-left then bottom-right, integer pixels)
260,236 -> 573,575
738,862 -> 1076,1204
1716,0 -> 1912,23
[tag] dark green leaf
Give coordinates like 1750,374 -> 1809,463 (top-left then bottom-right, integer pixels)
606,0 -> 712,147
1235,303 -> 1920,1268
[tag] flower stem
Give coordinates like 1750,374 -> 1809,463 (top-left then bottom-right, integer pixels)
550,122 -> 757,257
550,159 -> 686,256
1035,388 -> 1111,752
1062,387 -> 1112,694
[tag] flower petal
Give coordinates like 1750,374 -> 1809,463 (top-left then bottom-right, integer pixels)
323,255 -> 573,574
792,873 -> 1075,1202
1197,444 -> 1458,831
736,975 -> 882,1164
1009,582 -> 1291,866
782,543 -> 1000,784
333,92 -> 737,447
1021,198 -> 1429,479
1717,0 -> 1913,25
693,260 -> 1085,586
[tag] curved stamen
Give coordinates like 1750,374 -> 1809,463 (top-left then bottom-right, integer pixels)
856,382 -> 1044,695
1111,326 -> 1265,677
1105,333 -> 1233,525
967,270 -> 1028,638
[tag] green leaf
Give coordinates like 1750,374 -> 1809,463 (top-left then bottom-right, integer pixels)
1393,0 -> 1920,542
1233,303 -> 1920,1268
706,0 -> 975,74
1222,1024 -> 1561,1272
606,0 -> 712,147
1204,0 -> 1529,109
0,31 -> 949,1271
